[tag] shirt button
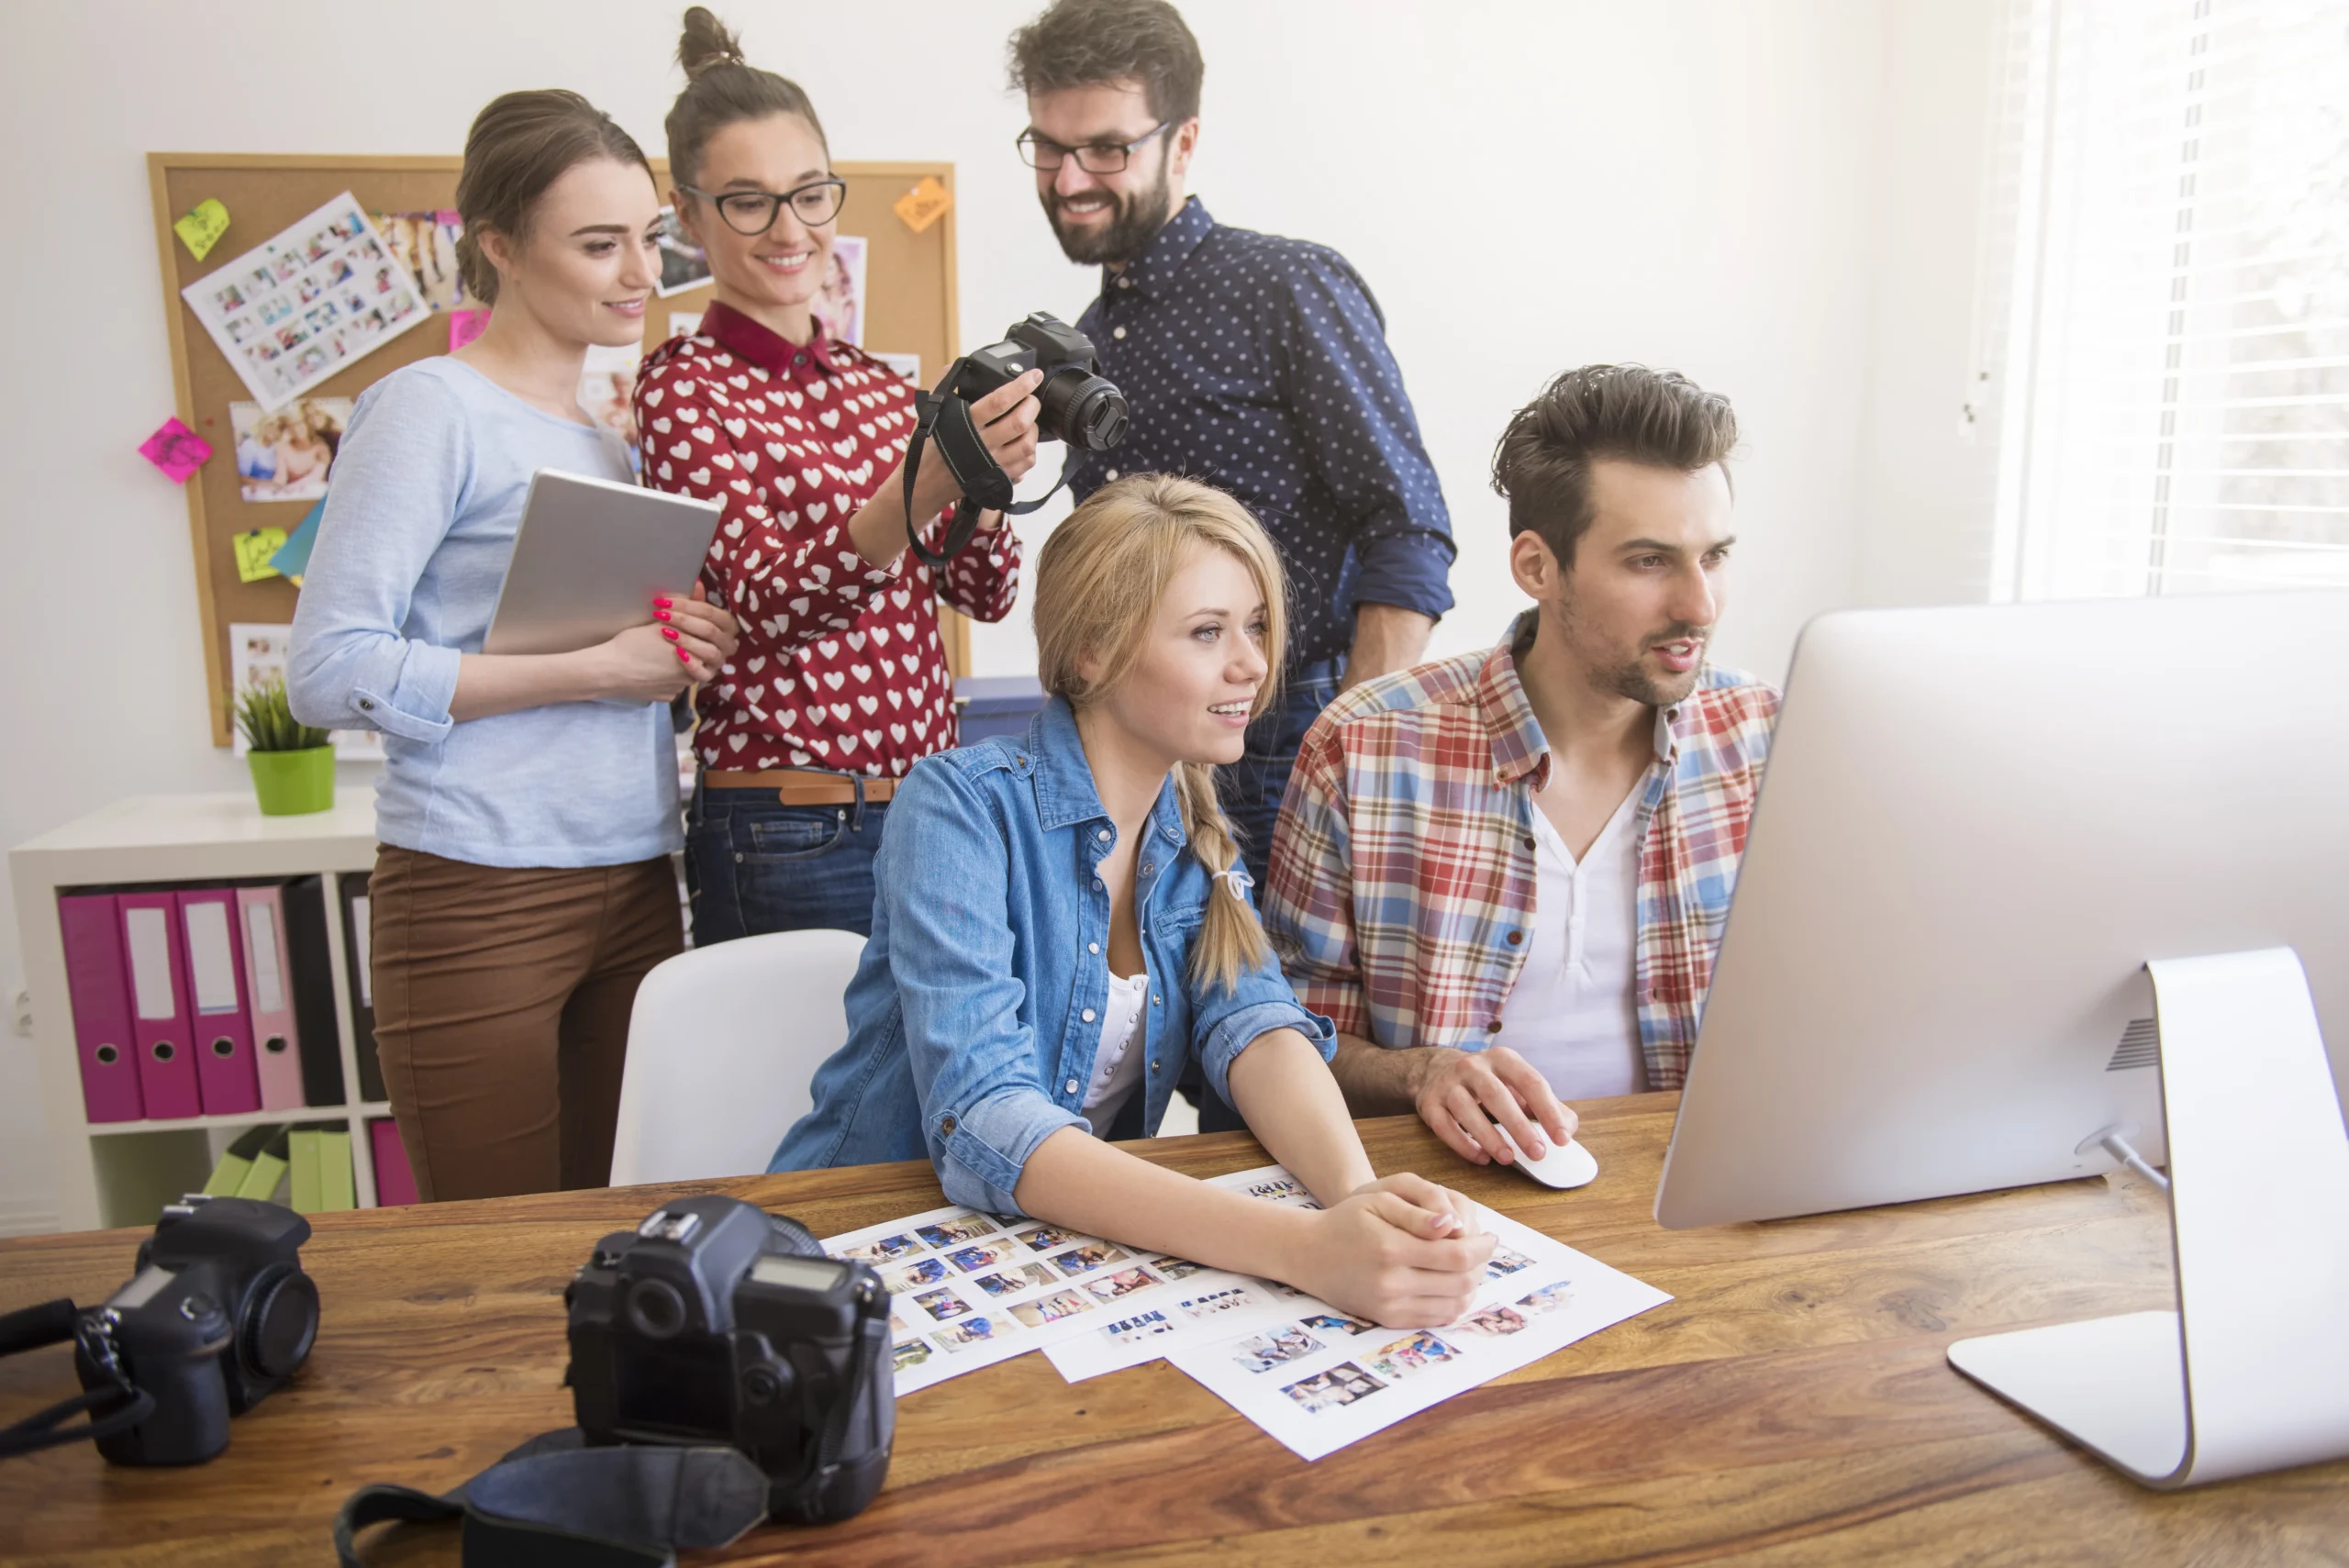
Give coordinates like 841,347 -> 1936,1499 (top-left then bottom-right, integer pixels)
1486,1020 -> 1504,1034
1097,828 -> 1112,841
1141,862 -> 1153,876
1082,1008 -> 1097,1023
1094,878 -> 1105,891
1152,995 -> 1162,1006
1105,468 -> 1119,482
357,697 -> 374,710
1088,942 -> 1100,954
793,353 -> 807,366
1065,1078 -> 1080,1094
1118,276 -> 1131,289
941,1116 -> 957,1135
1111,326 -> 1127,340
1522,836 -> 1537,851
1507,930 -> 1524,946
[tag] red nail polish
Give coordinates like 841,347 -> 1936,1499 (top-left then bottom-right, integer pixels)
653,596 -> 674,608
655,609 -> 671,622
661,627 -> 680,641
676,649 -> 691,663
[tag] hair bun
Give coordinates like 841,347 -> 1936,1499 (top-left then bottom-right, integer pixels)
677,6 -> 747,78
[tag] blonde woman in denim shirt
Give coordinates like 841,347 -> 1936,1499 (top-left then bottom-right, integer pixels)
774,476 -> 1491,1326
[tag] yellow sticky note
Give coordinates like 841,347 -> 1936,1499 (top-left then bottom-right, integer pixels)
233,528 -> 288,584
174,199 -> 231,261
894,176 -> 953,234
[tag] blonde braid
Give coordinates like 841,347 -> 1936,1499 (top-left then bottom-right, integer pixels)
1174,762 -> 1273,993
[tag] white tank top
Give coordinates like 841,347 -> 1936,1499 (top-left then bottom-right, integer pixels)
1081,970 -> 1152,1134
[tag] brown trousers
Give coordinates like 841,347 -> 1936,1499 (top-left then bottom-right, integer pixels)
369,847 -> 683,1202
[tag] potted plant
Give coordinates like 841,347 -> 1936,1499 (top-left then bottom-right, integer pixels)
234,678 -> 335,816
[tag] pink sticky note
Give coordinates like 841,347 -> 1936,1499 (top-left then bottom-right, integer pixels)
449,308 -> 489,351
138,417 -> 214,484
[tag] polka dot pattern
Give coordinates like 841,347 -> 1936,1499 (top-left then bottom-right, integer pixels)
1069,196 -> 1456,666
635,303 -> 1021,777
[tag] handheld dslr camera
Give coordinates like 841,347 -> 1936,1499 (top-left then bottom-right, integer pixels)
565,1195 -> 894,1525
900,311 -> 1129,569
0,1195 -> 318,1465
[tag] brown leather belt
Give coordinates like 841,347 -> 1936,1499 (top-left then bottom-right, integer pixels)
703,768 -> 898,806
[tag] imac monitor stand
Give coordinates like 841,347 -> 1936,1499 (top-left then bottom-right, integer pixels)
1651,593 -> 2349,1487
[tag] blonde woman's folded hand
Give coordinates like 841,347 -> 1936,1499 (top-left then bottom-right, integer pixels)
1292,1172 -> 1494,1329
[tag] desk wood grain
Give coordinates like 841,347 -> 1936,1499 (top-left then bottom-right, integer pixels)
2,1095 -> 2343,1566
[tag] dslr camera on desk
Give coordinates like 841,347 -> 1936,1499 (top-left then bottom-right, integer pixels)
335,1194 -> 894,1562
0,1194 -> 319,1464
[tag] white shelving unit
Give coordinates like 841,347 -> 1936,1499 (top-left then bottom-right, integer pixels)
10,793 -> 388,1232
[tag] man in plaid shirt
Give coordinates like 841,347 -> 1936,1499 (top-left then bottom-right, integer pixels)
1263,365 -> 1779,1170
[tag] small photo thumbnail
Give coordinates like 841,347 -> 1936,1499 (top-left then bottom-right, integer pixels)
1486,1246 -> 1536,1278
1008,1289 -> 1094,1329
1148,1255 -> 1206,1280
1281,1362 -> 1386,1414
1014,1223 -> 1085,1252
881,1256 -> 950,1294
946,1241 -> 1012,1274
1049,1242 -> 1130,1278
934,1317 -> 996,1352
915,1214 -> 997,1249
971,1264 -> 1057,1299
1456,1305 -> 1528,1339
1178,1287 -> 1256,1321
1083,1267 -> 1162,1304
891,1339 -> 932,1373
1298,1312 -> 1379,1338
1515,1282 -> 1575,1317
836,1231 -> 920,1263
911,1286 -> 973,1323
1106,1310 -> 1174,1346
1367,1331 -> 1459,1382
1232,1324 -> 1323,1374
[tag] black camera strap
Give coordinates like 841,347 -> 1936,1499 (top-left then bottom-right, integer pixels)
0,1297 -> 158,1461
900,358 -> 1077,571
335,1429 -> 769,1568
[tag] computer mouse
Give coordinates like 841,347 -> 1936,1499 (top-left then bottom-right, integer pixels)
1494,1125 -> 1599,1188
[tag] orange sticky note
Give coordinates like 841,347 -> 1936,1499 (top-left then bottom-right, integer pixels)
894,177 -> 953,234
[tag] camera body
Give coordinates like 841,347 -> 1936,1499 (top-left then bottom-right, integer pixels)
72,1195 -> 320,1466
565,1195 -> 894,1524
958,313 -> 1130,452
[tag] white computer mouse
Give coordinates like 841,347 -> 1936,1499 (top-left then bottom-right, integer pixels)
1493,1124 -> 1599,1188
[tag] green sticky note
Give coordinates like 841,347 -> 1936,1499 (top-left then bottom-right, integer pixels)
234,527 -> 288,584
174,198 -> 231,261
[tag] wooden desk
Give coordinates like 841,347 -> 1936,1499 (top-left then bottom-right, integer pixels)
1,1095 -> 2342,1565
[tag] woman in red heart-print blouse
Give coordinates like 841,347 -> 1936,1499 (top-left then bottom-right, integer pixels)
638,7 -> 1045,943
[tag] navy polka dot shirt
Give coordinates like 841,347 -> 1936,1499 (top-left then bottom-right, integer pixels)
1070,197 -> 1455,667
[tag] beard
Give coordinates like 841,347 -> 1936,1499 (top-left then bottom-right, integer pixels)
1560,606 -> 1709,708
1043,160 -> 1177,266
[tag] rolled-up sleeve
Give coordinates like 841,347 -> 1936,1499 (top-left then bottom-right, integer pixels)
1188,910 -> 1338,1106
880,761 -> 1082,1214
287,375 -> 468,742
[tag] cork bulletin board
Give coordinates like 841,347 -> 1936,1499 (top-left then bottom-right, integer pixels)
146,153 -> 966,747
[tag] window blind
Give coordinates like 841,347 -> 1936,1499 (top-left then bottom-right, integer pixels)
1981,0 -> 2349,599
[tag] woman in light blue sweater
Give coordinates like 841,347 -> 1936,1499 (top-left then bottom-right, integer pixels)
289,91 -> 738,1201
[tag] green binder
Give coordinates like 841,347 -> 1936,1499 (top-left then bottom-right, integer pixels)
234,1128 -> 293,1203
203,1125 -> 279,1197
317,1129 -> 356,1212
287,1129 -> 324,1215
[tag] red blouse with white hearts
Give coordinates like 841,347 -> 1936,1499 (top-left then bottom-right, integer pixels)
635,302 -> 1021,777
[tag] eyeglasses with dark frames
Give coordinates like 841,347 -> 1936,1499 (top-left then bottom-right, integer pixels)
679,176 -> 849,236
1015,121 -> 1174,174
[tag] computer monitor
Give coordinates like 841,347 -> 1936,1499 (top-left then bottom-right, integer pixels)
1653,591 -> 2349,1229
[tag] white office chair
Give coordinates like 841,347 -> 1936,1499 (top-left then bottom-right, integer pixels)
608,928 -> 867,1186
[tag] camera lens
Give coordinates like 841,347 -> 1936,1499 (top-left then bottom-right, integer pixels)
241,1266 -> 319,1380
1039,370 -> 1128,453
625,1277 -> 689,1340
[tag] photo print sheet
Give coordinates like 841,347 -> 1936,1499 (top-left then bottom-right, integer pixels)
183,193 -> 428,408
821,1202 -> 1260,1396
1162,1173 -> 1672,1462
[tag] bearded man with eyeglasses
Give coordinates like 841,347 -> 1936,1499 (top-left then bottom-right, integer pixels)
1010,0 -> 1457,1132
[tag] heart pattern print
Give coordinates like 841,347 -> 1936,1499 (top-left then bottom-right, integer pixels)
635,304 -> 1022,776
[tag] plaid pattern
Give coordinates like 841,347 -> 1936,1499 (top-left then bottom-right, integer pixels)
1263,619 -> 1780,1089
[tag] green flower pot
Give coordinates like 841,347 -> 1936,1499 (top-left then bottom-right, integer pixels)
248,746 -> 336,816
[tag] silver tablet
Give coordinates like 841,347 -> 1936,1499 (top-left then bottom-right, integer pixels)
481,469 -> 724,657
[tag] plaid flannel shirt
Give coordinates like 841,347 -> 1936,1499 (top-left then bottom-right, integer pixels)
1263,617 -> 1780,1089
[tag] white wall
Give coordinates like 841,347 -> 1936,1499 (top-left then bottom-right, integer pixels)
0,0 -> 1998,1228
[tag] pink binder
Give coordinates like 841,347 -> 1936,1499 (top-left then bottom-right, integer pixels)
57,894 -> 143,1122
370,1118 -> 419,1207
236,884 -> 307,1111
117,891 -> 199,1119
178,888 -> 261,1115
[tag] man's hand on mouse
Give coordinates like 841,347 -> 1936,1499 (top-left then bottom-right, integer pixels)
1406,1045 -> 1579,1167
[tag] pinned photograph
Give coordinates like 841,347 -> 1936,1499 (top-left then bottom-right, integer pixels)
579,342 -> 640,453
1232,1325 -> 1323,1374
1456,1305 -> 1529,1339
833,1231 -> 918,1262
1280,1362 -> 1386,1414
374,209 -> 467,311
915,1215 -> 996,1249
1008,1289 -> 1093,1329
653,206 -> 713,296
1048,1242 -> 1130,1278
947,1241 -> 1012,1274
1367,1331 -> 1460,1382
1515,1282 -> 1575,1317
1298,1312 -> 1379,1338
1015,1223 -> 1085,1253
881,1256 -> 950,1294
1486,1246 -> 1536,1279
811,234 -> 866,346
971,1264 -> 1056,1298
1104,1310 -> 1175,1346
232,397 -> 349,502
1178,1287 -> 1256,1322
1083,1267 -> 1162,1304
911,1286 -> 973,1323
1148,1255 -> 1206,1281
934,1317 -> 997,1351
891,1339 -> 932,1373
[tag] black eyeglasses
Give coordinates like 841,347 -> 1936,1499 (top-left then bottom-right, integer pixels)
679,177 -> 848,236
1015,121 -> 1173,174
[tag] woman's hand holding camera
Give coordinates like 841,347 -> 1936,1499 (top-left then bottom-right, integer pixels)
1293,1173 -> 1495,1329
901,368 -> 1045,526
593,582 -> 739,703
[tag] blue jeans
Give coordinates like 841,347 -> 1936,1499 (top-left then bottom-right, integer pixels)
1194,659 -> 1344,1131
685,779 -> 890,944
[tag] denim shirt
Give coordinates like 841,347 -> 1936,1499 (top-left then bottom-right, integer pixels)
769,697 -> 1336,1214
